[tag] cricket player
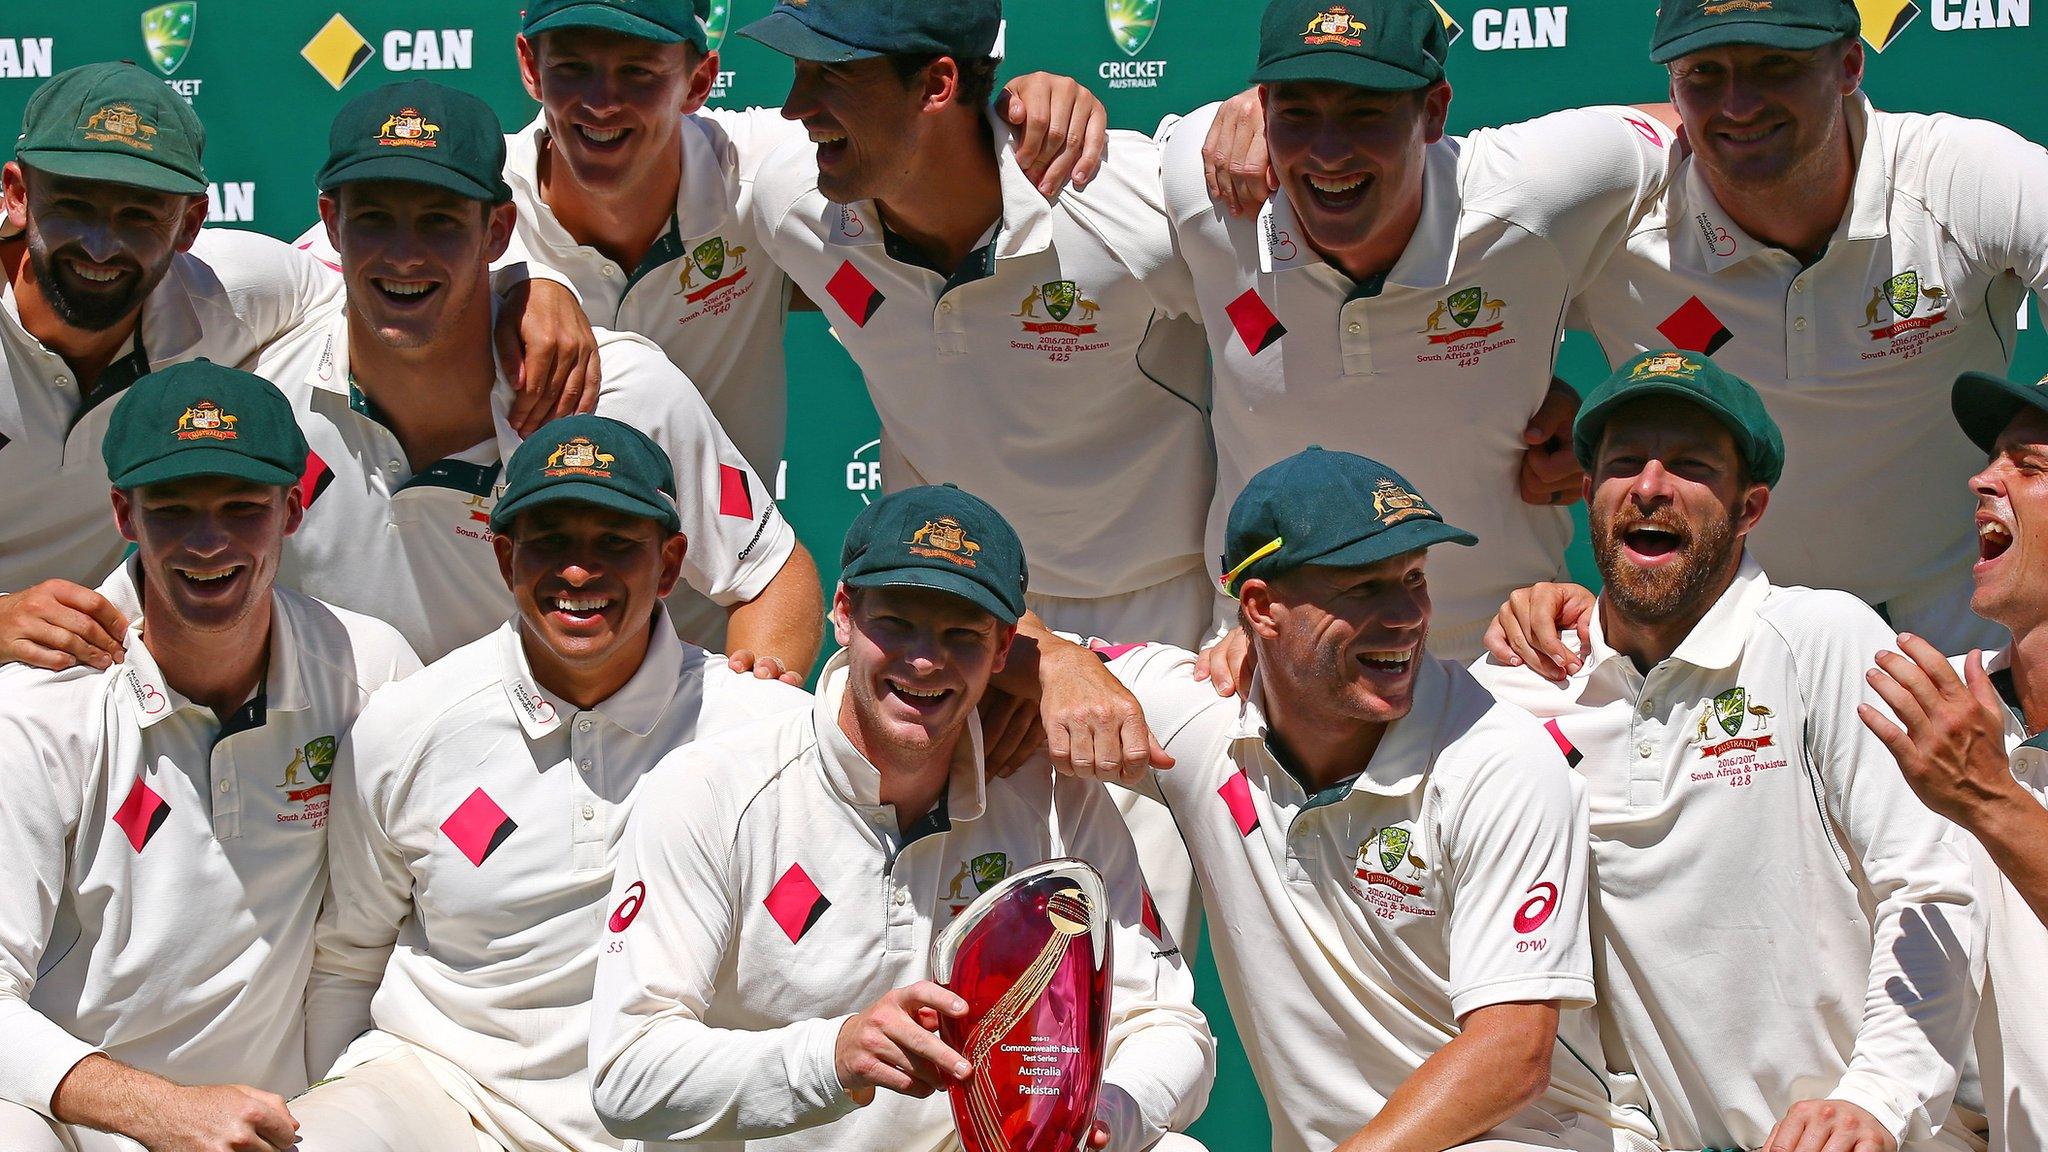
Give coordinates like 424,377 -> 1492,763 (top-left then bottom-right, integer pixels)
1862,370 -> 2048,1152
243,80 -> 821,670
738,0 -> 1213,953
587,484 -> 1216,1152
1564,0 -> 2048,653
288,414 -> 809,1152
1473,351 -> 1983,1152
1018,446 -> 1656,1152
0,362 -> 419,1152
1158,0 -> 1672,661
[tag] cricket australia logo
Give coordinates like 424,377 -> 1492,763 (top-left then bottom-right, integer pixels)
175,401 -> 238,441
944,851 -> 1012,905
142,1 -> 197,75
704,0 -> 731,50
1418,285 -> 1507,344
675,235 -> 753,310
277,735 -> 336,825
1014,279 -> 1101,336
377,107 -> 441,149
1861,270 -> 1949,340
1106,0 -> 1160,55
907,517 -> 982,568
1695,687 -> 1777,757
1355,823 -> 1434,918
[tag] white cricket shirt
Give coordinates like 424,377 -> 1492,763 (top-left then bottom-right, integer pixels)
0,576 -> 416,1116
1570,95 -> 2048,622
1092,641 -> 1647,1152
1471,558 -> 1983,1151
306,613 -> 808,1152
0,228 -> 339,592
248,303 -> 795,663
1160,103 -> 1672,657
749,116 -> 1214,602
587,650 -> 1215,1152
1951,647 -> 2044,1152
502,108 -> 802,475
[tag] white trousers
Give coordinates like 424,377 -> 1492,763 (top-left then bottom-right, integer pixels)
292,1046 -> 502,1152
0,1101 -> 144,1152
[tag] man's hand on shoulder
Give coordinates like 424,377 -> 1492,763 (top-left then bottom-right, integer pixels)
1192,625 -> 1253,699
1200,88 -> 1272,217
1519,379 -> 1584,506
1482,583 -> 1596,684
0,579 -> 127,671
1766,1098 -> 1896,1152
997,74 -> 1108,197
496,278 -> 601,436
1038,637 -> 1170,785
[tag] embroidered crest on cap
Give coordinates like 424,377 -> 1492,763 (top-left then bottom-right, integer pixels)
376,107 -> 441,148
907,516 -> 982,567
1302,6 -> 1367,45
175,400 -> 239,441
83,103 -> 159,151
544,436 -> 615,478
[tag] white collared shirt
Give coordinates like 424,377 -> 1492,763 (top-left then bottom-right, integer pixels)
1471,558 -> 1983,1150
245,303 -> 795,663
1160,103 -> 1671,656
1093,642 -> 1642,1152
306,613 -> 807,1152
587,650 -> 1215,1152
1951,646 -> 2044,1152
1570,95 -> 2048,616
499,108 -> 803,475
0,228 -> 339,592
748,115 -> 1213,602
0,580 -> 416,1116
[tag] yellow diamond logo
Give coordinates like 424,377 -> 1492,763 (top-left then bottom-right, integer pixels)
302,13 -> 374,90
1855,0 -> 1920,50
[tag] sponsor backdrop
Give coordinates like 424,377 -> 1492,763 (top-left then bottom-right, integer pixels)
3,1 -> 2043,1144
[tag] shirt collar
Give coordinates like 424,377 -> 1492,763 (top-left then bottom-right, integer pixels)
115,584 -> 309,729
1236,655 -> 1449,802
826,109 -> 1052,263
811,648 -> 988,823
1260,136 -> 1458,290
302,306 -> 354,397
1841,93 -> 1889,242
494,610 -> 695,739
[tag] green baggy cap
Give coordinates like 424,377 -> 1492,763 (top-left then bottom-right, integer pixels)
1221,446 -> 1475,596
317,80 -> 511,203
1651,0 -> 1859,63
15,62 -> 207,195
1953,371 -> 2048,455
840,484 -> 1027,624
1575,349 -> 1786,486
103,359 -> 307,490
492,413 -> 684,533
522,0 -> 711,50
1250,0 -> 1447,91
740,0 -> 1001,64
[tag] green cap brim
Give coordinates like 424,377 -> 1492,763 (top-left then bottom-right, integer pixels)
1953,371 -> 2048,455
1651,21 -> 1846,63
1249,51 -> 1436,91
524,5 -> 704,48
737,10 -> 881,62
112,448 -> 301,491
1301,516 -> 1477,572
842,567 -> 1020,625
18,148 -> 206,196
317,154 -> 507,203
491,482 -> 681,534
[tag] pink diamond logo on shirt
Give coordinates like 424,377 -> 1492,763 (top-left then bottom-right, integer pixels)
1140,885 -> 1162,939
297,448 -> 333,508
112,777 -> 170,852
718,463 -> 754,519
1087,640 -> 1148,662
441,787 -> 517,867
825,261 -> 885,327
1543,718 -> 1583,768
764,862 -> 831,943
1656,296 -> 1732,356
1225,288 -> 1286,355
1218,770 -> 1259,836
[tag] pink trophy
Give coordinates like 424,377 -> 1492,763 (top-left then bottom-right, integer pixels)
932,859 -> 1113,1152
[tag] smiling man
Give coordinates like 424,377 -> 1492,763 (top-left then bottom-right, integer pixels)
1158,0 -> 1672,661
234,80 -> 822,673
0,362 -> 417,1152
1566,0 -> 2048,654
588,484 -> 1214,1152
1861,371 -> 2048,1152
285,413 -> 807,1152
1022,447 -> 1654,1152
1473,350 -> 1983,1152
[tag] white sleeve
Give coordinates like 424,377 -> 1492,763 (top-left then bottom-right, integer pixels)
304,697 -> 419,1076
1915,114 -> 2048,297
1053,775 -> 1215,1150
190,229 -> 344,355
1469,106 -> 1672,296
1439,729 -> 1596,1019
596,337 -> 796,606
1783,603 -> 1982,1143
702,106 -> 810,187
489,224 -> 577,299
1092,642 -> 1236,807
0,710 -> 102,1116
588,748 -> 856,1142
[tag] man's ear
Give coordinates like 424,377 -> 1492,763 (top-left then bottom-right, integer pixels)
172,191 -> 208,253
920,56 -> 961,114
682,47 -> 719,114
1837,37 -> 1865,95
493,526 -> 517,591
1734,483 -> 1771,539
318,193 -> 343,254
989,622 -> 1019,675
2,161 -> 27,232
484,200 -> 519,264
516,33 -> 544,103
1421,79 -> 1452,145
656,532 -> 688,599
1238,577 -> 1284,640
111,487 -> 138,544
831,584 -> 856,648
